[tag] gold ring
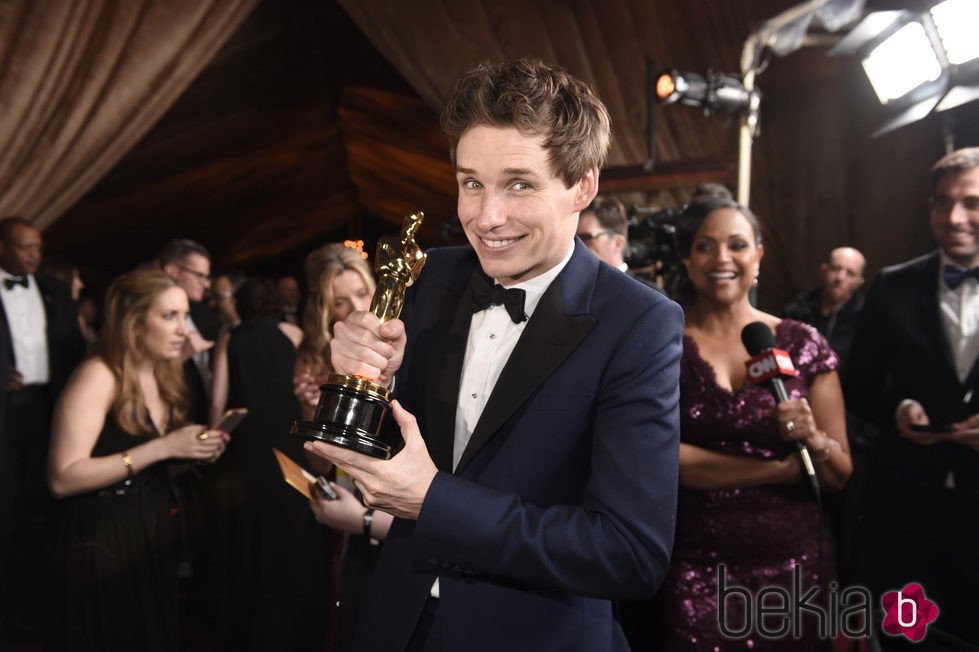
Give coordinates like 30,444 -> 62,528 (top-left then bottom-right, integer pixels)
197,432 -> 210,441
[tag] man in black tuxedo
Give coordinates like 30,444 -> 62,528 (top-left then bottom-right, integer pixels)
846,148 -> 979,649
306,60 -> 683,652
0,216 -> 85,643
158,239 -> 216,425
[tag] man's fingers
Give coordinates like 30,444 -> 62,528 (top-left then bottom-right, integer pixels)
378,318 -> 406,341
304,440 -> 360,470
392,400 -> 419,442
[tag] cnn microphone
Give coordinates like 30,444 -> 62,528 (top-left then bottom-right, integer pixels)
741,321 -> 820,499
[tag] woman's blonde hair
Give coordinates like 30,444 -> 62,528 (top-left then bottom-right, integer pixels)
297,243 -> 376,377
98,269 -> 188,435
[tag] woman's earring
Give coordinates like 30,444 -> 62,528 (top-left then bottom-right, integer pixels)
753,267 -> 760,287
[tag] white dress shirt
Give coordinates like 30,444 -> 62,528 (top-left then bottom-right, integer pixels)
0,270 -> 49,385
186,313 -> 212,393
432,243 -> 574,598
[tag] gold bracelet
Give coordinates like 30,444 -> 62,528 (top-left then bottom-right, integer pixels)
121,452 -> 135,482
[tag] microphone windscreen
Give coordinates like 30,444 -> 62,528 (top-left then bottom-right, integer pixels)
741,321 -> 775,355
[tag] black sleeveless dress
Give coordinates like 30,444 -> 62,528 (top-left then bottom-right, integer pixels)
47,412 -> 181,652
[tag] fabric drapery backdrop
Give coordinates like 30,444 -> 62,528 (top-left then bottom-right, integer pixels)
0,0 -> 257,229
334,0 -> 953,313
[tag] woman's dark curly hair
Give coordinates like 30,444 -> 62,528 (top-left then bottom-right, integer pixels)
672,197 -> 764,305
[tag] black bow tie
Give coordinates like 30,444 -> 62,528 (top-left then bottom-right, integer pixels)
943,265 -> 979,290
470,272 -> 526,324
3,276 -> 27,290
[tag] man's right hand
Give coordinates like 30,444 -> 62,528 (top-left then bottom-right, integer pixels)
182,330 -> 215,361
897,400 -> 946,445
330,311 -> 406,387
6,368 -> 23,392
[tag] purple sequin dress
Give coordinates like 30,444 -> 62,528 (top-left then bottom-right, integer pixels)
656,320 -> 839,651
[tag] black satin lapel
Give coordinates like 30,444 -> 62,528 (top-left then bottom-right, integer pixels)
964,359 -> 979,400
0,302 -> 12,365
456,281 -> 595,471
424,282 -> 473,472
917,259 -> 957,373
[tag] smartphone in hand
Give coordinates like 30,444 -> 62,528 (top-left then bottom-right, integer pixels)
212,407 -> 248,434
315,475 -> 339,500
909,423 -> 953,433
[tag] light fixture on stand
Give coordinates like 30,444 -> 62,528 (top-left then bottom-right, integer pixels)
655,0 -> 866,206
655,70 -> 762,120
831,0 -> 979,137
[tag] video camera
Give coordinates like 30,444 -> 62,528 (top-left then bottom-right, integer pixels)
625,205 -> 685,298
625,206 -> 682,270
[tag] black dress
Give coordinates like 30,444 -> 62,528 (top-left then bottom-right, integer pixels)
47,413 -> 180,652
196,316 -> 333,651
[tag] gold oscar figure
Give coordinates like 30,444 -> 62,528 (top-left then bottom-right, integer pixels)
291,212 -> 427,459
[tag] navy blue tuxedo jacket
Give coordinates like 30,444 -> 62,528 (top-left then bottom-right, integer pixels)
354,241 -> 683,652
845,251 -> 979,540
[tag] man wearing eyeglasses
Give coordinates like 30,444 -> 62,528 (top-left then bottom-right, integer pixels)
577,195 -> 628,270
159,238 -> 216,424
578,195 -> 663,295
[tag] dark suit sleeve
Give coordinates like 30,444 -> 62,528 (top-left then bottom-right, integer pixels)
413,297 -> 683,600
843,272 -> 897,428
39,274 -> 87,396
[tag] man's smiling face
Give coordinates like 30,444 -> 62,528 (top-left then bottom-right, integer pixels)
455,125 -> 595,286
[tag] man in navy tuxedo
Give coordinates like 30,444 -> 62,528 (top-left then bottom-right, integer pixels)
846,147 -> 979,649
0,216 -> 85,643
306,60 -> 683,652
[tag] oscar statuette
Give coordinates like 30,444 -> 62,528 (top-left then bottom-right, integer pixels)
290,212 -> 427,459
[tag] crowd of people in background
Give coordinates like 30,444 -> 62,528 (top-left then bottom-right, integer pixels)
0,59 -> 975,652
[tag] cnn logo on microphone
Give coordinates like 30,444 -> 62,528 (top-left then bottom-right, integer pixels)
745,348 -> 798,383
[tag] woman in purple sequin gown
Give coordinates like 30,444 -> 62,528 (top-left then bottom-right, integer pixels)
638,198 -> 853,651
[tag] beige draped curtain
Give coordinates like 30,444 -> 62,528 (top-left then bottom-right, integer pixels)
0,0 -> 257,229
334,0 -> 946,312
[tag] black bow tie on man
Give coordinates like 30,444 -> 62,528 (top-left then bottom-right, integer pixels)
470,272 -> 527,324
943,264 -> 979,290
3,276 -> 28,290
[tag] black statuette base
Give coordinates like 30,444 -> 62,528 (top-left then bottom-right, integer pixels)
290,380 -> 402,459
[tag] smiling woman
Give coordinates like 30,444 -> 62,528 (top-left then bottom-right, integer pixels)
621,197 -> 853,650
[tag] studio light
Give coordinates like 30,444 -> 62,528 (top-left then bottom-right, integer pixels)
861,21 -> 942,105
832,0 -> 979,135
655,69 -> 760,116
930,0 -> 979,66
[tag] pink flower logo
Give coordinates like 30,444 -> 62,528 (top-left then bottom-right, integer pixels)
881,583 -> 939,642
